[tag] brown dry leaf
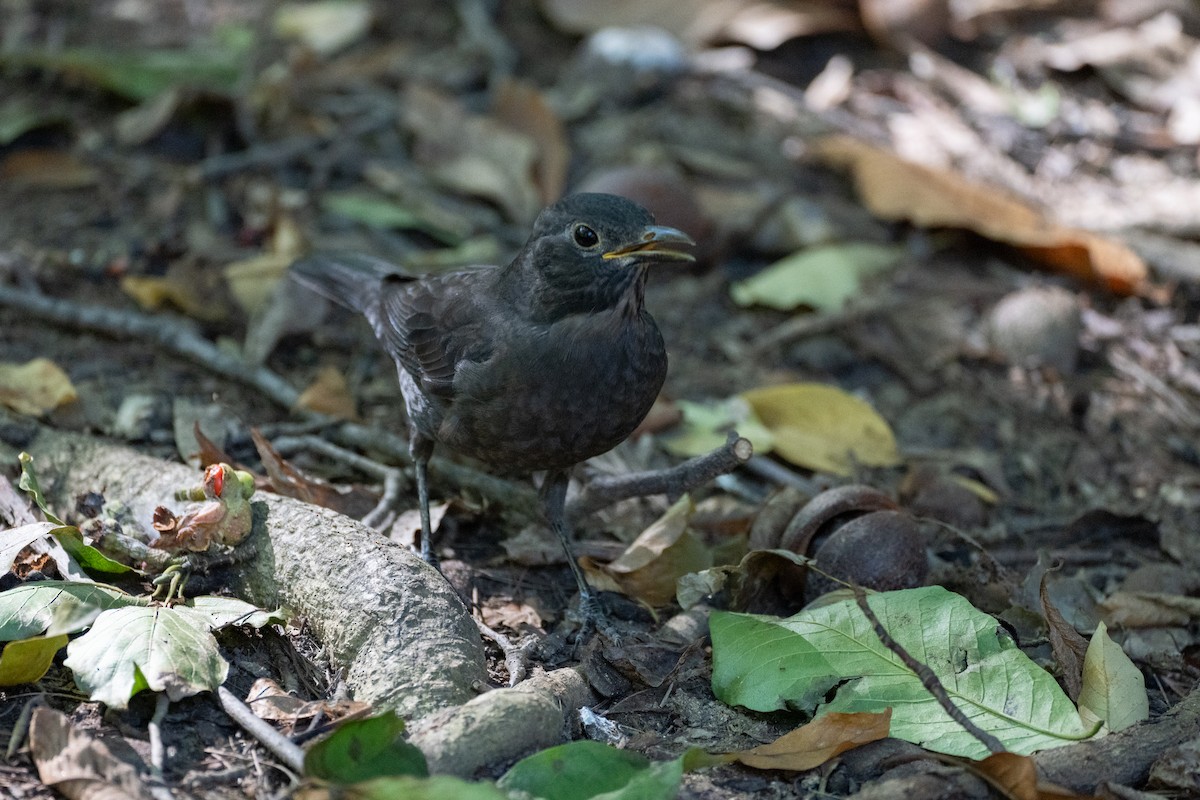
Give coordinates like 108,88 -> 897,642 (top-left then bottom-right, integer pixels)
30,706 -> 156,800
740,383 -> 900,475
121,262 -> 229,322
389,501 -> 452,548
813,135 -> 1147,294
972,751 -> 1091,800
251,429 -> 377,517
492,78 -> 569,205
1099,591 -> 1200,628
0,358 -> 78,416
294,365 -> 357,420
245,677 -> 369,726
192,421 -> 236,468
728,709 -> 891,771
596,494 -> 713,606
0,149 -> 99,189
1040,572 -> 1089,702
224,215 -> 307,316
401,84 -> 541,223
480,600 -> 544,631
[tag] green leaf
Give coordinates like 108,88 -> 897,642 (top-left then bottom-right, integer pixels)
52,526 -> 134,576
730,243 -> 901,312
498,740 -> 685,800
661,397 -> 774,459
0,633 -> 68,686
185,596 -> 289,630
321,191 -> 461,244
340,776 -> 509,800
0,581 -> 141,641
1078,621 -> 1148,733
305,711 -> 428,783
711,586 -> 1095,759
0,31 -> 252,101
0,100 -> 68,145
63,605 -> 228,708
17,452 -> 64,525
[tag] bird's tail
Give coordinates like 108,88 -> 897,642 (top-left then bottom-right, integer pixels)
290,253 -> 410,313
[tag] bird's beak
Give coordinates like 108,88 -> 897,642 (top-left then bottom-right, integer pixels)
602,225 -> 696,262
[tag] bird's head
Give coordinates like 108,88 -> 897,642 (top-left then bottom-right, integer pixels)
512,193 -> 695,320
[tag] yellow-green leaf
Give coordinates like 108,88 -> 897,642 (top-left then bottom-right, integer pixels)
741,383 -> 899,475
0,633 -> 68,686
1078,621 -> 1148,733
730,243 -> 901,312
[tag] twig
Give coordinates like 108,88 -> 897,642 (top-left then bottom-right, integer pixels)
852,587 -> 1006,755
217,686 -> 306,775
0,284 -> 299,409
272,434 -> 407,529
569,433 -> 752,519
148,692 -> 169,781
748,299 -> 898,356
474,617 -> 533,687
741,455 -> 823,494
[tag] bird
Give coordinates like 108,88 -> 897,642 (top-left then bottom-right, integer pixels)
291,193 -> 695,618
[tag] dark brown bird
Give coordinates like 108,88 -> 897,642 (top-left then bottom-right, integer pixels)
292,193 -> 694,616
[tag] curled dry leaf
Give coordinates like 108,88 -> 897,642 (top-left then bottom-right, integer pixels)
588,495 -> 712,606
294,364 -> 357,420
813,136 -> 1147,294
972,752 -> 1089,800
30,706 -> 156,800
726,709 -> 891,772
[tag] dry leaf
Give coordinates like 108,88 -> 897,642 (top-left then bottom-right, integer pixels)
121,261 -> 229,322
1099,591 -> 1200,628
274,1 -> 373,56
727,709 -> 891,771
30,706 -> 157,800
972,752 -> 1091,800
251,429 -> 377,517
1040,572 -> 1089,702
596,495 -> 713,606
0,149 -> 99,189
740,383 -> 900,475
0,358 -> 78,415
294,365 -> 357,420
246,677 -> 369,726
224,215 -> 306,316
402,84 -> 541,223
813,136 -> 1147,294
492,78 -> 569,204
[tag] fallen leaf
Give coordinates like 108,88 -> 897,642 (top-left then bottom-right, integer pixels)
274,1 -> 373,56
1099,591 -> 1200,628
401,84 -> 541,223
0,149 -> 98,189
726,709 -> 891,771
731,243 -> 902,312
246,677 -> 369,727
972,752 -> 1092,799
30,706 -> 157,800
0,358 -> 78,416
595,495 -> 713,606
1078,621 -> 1149,733
814,135 -> 1147,294
294,365 -> 357,420
740,383 -> 900,475
251,429 -> 378,518
1040,572 -> 1089,702
492,78 -> 569,205
224,215 -> 306,316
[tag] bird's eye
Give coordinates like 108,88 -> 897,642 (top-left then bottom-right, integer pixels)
572,224 -> 599,248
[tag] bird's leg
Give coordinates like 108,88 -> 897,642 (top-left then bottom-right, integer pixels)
540,469 -> 604,621
410,435 -> 436,564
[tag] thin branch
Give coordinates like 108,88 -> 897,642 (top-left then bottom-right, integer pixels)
852,587 -> 1006,755
217,686 -> 306,775
0,284 -> 299,409
569,433 -> 752,519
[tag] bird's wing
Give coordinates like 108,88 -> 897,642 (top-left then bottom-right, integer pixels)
376,270 -> 495,398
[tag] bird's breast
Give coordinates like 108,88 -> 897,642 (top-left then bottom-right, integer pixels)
442,310 -> 667,472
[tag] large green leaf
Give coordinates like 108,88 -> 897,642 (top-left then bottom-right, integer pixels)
498,740 -> 685,800
63,605 -> 228,708
304,711 -> 428,783
0,581 -> 141,641
711,586 -> 1095,759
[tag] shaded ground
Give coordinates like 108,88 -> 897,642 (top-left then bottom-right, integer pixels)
3,0 -> 1200,797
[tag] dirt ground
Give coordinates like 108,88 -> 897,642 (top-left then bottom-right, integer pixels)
3,0 -> 1200,798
